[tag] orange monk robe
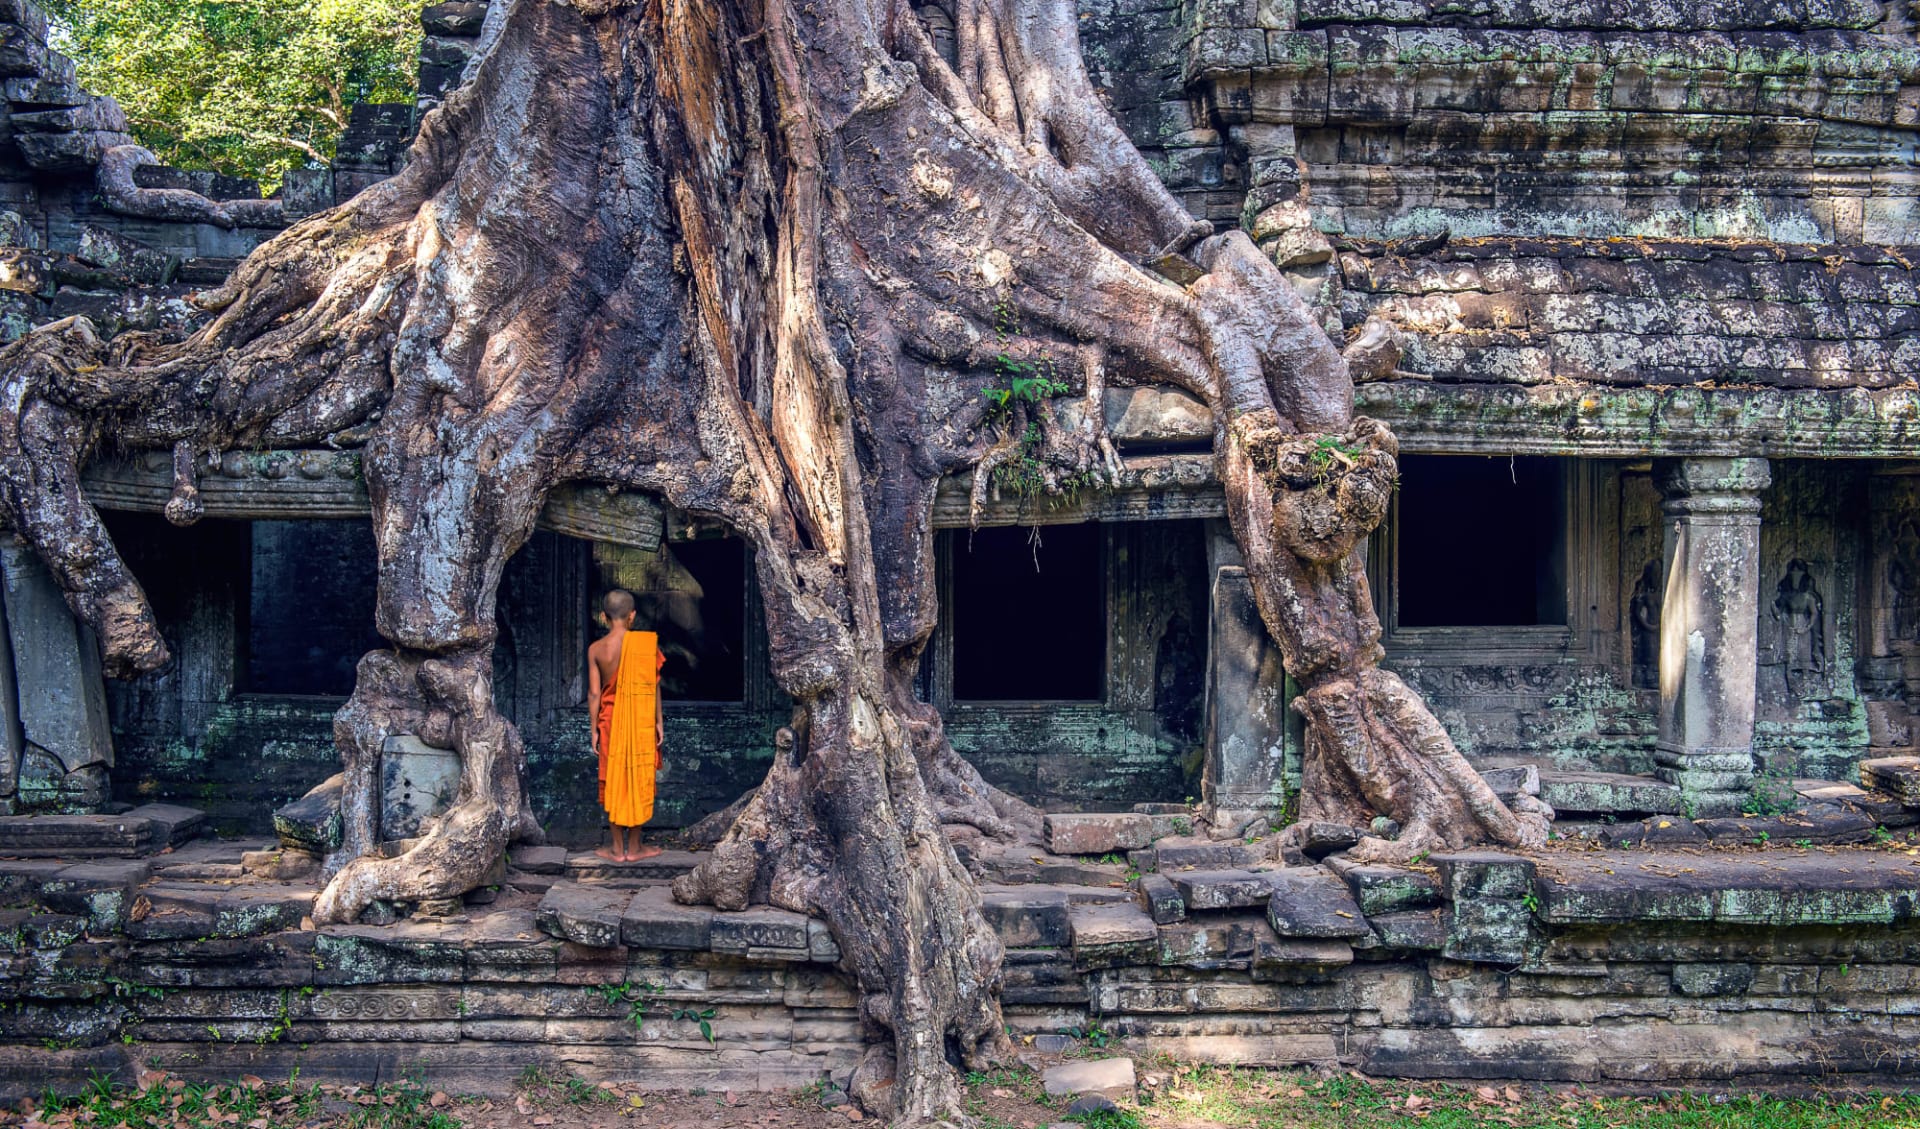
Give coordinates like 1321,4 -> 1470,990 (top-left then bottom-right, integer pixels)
597,630 -> 665,828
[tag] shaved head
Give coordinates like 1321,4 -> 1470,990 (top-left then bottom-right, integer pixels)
603,589 -> 635,620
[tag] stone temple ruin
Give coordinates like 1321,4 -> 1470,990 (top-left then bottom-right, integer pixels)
0,0 -> 1918,1099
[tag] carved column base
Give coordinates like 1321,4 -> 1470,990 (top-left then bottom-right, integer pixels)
1654,746 -> 1754,817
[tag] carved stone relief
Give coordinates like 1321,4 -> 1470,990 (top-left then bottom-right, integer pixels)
1771,559 -> 1827,701
1630,560 -> 1661,692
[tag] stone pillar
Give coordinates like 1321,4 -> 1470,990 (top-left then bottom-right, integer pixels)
0,537 -> 114,813
1202,520 -> 1291,835
1653,458 -> 1770,816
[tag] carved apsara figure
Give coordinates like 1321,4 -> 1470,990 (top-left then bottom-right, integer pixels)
1891,519 -> 1920,645
1630,560 -> 1661,691
1772,558 -> 1826,699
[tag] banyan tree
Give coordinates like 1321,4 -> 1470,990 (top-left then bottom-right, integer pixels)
0,0 -> 1552,1121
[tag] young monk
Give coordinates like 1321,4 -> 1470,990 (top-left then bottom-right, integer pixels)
588,589 -> 666,862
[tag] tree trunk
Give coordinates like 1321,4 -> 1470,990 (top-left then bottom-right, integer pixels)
0,0 -> 1550,1121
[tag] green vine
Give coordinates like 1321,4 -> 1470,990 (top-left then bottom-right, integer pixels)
594,981 -> 665,1032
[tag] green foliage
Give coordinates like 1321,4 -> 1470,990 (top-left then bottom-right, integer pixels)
672,1005 -> 718,1045
1057,1020 -> 1114,1049
1742,771 -> 1799,818
43,0 -> 422,190
1109,1061 -> 1920,1129
592,979 -> 665,1031
978,292 -> 1082,502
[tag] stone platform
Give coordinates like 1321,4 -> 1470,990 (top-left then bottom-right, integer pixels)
2,824 -> 1920,1098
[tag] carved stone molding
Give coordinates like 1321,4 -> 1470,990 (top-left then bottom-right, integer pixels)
82,449 -> 664,551
1359,383 -> 1920,460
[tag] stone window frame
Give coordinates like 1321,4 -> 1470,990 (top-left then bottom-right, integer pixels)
925,523 -> 1116,709
1367,457 -> 1616,664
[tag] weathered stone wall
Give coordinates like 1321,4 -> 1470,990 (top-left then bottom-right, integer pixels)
6,844 -> 1920,1094
1182,0 -> 1920,243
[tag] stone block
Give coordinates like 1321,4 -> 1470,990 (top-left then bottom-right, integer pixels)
213,887 -> 311,938
1539,770 -> 1685,816
1534,851 -> 1920,927
1045,813 -> 1154,856
1203,568 -> 1289,816
1326,860 -> 1442,915
1795,779 -> 1870,805
1430,852 -> 1536,901
0,812 -> 157,857
422,2 -> 489,36
16,129 -> 134,171
380,735 -> 460,841
1694,806 -> 1876,845
39,860 -> 148,934
1069,902 -> 1158,968
1862,757 -> 1920,806
279,167 -> 333,218
980,885 -> 1073,948
1157,914 -> 1266,969
708,906 -> 810,959
1251,934 -> 1354,980
509,845 -> 567,875
0,539 -> 112,781
239,847 -> 319,882
1368,908 -> 1447,950
1150,840 -> 1261,871
534,882 -> 630,950
127,804 -> 205,846
808,918 -> 840,963
274,773 -> 344,854
1103,386 -> 1213,448
619,886 -> 712,951
1264,867 -> 1369,939
1444,898 -> 1533,965
1172,869 -> 1275,911
1041,1057 -> 1135,1102
1478,765 -> 1540,801
1673,962 -> 1753,997
1294,822 -> 1363,858
1133,874 -> 1186,924
73,224 -> 175,284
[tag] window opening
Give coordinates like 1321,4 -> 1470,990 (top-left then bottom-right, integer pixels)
246,520 -> 384,696
951,523 -> 1104,701
1395,455 -> 1568,628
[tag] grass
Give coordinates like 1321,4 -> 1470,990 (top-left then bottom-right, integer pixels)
1089,1064 -> 1920,1129
18,1072 -> 466,1129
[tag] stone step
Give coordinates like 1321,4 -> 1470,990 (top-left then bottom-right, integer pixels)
534,880 -> 839,963
1044,812 -> 1153,856
1861,757 -> 1920,807
0,807 -> 206,859
1135,837 -> 1263,873
562,849 -> 702,883
1537,770 -> 1685,817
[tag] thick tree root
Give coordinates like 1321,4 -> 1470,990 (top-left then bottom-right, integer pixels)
1288,669 -> 1553,863
313,647 -> 526,924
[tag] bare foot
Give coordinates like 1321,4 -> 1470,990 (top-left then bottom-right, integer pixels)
594,847 -> 622,862
630,844 -> 663,861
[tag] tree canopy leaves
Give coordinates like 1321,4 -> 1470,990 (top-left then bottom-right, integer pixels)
42,0 -> 421,190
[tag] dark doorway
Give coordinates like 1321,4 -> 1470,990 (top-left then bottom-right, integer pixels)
592,538 -> 748,702
246,520 -> 385,696
951,523 -> 1104,701
1396,455 -> 1568,628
